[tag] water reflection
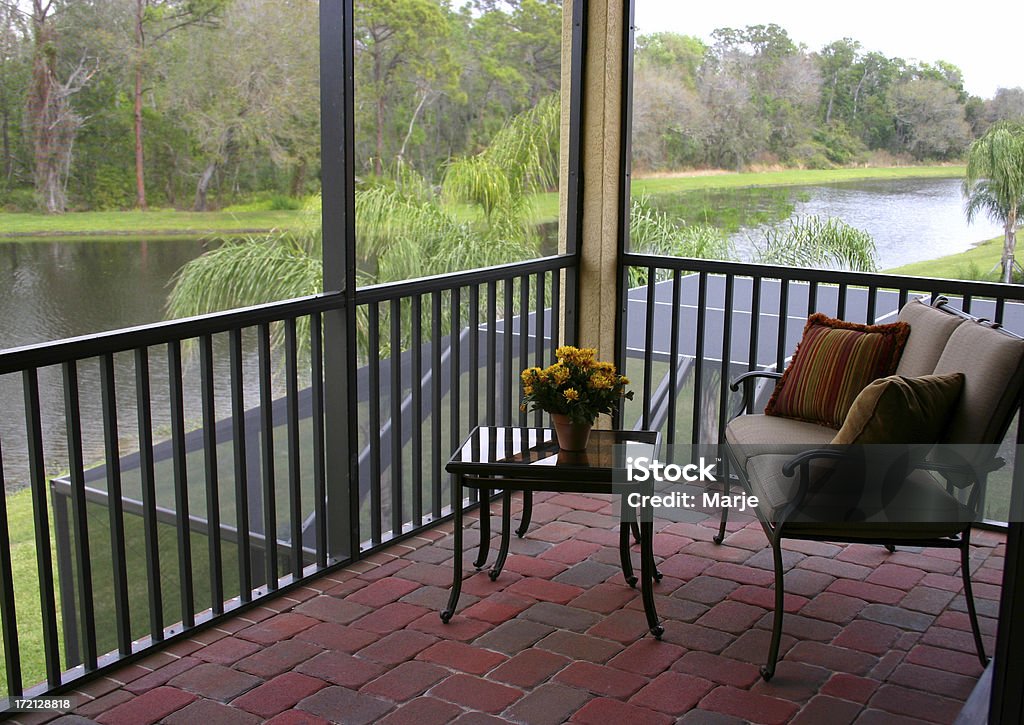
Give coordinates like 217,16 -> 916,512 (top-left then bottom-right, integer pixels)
0,238 -> 213,346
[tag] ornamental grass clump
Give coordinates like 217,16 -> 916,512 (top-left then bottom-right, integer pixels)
520,346 -> 633,425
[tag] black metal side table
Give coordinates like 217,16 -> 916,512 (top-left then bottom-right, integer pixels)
441,426 -> 664,639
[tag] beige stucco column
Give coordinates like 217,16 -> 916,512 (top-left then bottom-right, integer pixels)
558,0 -> 627,364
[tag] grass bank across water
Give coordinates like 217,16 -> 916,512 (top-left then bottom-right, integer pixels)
883,235 -> 1004,280
0,209 -> 303,241
1,166 -> 964,239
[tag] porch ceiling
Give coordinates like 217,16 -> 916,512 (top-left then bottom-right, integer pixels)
28,493 -> 1002,725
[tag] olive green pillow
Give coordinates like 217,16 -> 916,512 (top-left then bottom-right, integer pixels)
831,372 -> 965,445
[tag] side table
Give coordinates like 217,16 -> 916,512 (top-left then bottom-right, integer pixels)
441,426 -> 664,639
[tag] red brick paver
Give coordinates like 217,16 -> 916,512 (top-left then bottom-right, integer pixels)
58,492 -> 999,725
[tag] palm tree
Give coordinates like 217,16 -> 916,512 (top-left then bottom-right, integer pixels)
963,121 -> 1024,284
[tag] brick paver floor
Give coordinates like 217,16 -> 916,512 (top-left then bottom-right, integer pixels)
22,492 -> 1003,724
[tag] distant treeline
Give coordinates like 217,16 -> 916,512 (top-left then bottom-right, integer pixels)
0,2 -> 1020,214
0,0 -> 560,213
632,25 -> 1024,172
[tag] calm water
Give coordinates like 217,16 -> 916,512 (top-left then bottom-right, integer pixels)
728,177 -> 1004,269
0,239 -> 211,347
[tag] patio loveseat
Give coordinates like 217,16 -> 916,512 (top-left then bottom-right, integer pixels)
715,297 -> 1024,680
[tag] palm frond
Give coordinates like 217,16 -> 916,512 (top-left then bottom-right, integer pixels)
755,216 -> 877,272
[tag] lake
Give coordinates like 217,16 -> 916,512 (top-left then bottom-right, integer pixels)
650,176 -> 1004,270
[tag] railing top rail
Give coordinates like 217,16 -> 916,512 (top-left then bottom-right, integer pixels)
0,292 -> 344,374
354,254 -> 574,305
622,252 -> 1024,302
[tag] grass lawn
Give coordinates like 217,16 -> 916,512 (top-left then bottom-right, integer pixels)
2,487 -> 62,694
883,235 -> 1004,280
0,209 -> 303,240
1,166 -> 964,239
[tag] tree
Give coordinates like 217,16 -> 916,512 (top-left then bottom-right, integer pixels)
168,94 -> 561,333
889,77 -> 971,160
25,0 -> 95,213
634,32 -> 705,88
631,67 -> 708,170
0,3 -> 29,187
963,121 -> 1024,283
436,0 -> 560,176
987,87 -> 1024,125
161,0 -> 320,210
131,0 -> 225,209
354,0 -> 458,178
701,25 -> 819,166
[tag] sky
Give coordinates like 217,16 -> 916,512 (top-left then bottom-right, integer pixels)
635,0 -> 1024,99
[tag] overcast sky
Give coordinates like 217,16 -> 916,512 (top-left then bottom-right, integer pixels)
635,1 -> 1023,99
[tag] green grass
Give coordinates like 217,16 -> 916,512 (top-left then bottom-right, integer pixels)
0,209 -> 304,240
2,487 -> 62,694
1,166 -> 962,240
883,235 -> 1005,281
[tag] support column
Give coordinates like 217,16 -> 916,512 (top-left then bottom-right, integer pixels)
558,0 -> 628,363
319,0 -> 358,562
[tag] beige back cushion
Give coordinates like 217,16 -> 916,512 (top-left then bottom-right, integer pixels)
934,322 -> 1024,444
895,299 -> 965,377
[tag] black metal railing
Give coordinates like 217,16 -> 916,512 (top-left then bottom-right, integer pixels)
618,254 -> 1024,524
0,294 -> 341,698
352,256 -> 572,549
0,253 -> 573,703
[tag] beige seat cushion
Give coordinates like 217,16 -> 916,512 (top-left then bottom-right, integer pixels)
742,452 -> 969,539
895,299 -> 965,377
725,414 -> 836,470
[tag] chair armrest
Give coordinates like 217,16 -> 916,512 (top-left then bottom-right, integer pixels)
781,448 -> 848,477
916,456 -> 1004,488
729,370 -> 782,418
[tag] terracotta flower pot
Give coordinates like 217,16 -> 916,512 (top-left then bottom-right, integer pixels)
551,413 -> 593,451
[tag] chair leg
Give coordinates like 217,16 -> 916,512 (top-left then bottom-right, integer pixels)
761,537 -> 786,681
631,520 -> 641,544
960,532 -> 989,668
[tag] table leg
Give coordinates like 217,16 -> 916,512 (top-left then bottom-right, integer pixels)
619,497 -> 637,588
441,474 -> 464,623
639,515 -> 663,639
515,490 -> 533,537
473,486 -> 491,569
489,490 -> 513,581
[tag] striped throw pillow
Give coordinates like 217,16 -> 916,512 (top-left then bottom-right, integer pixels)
765,313 -> 911,429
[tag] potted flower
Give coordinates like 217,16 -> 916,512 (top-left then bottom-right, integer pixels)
520,346 -> 633,450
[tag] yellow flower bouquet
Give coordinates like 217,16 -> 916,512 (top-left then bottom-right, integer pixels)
520,346 -> 633,426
